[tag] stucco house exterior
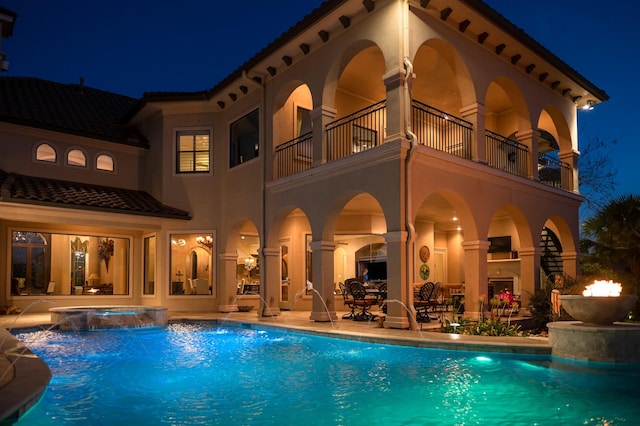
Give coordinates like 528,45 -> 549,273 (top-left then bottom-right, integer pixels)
0,0 -> 607,328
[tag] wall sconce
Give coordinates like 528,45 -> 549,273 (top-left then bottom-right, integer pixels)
196,235 -> 213,249
582,100 -> 594,111
244,256 -> 256,271
171,238 -> 186,246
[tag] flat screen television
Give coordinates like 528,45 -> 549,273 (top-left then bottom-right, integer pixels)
365,261 -> 387,280
488,236 -> 511,253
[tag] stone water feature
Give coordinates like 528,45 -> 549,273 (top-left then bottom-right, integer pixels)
548,280 -> 640,363
50,306 -> 168,330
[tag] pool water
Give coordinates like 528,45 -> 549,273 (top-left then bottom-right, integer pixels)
12,322 -> 640,425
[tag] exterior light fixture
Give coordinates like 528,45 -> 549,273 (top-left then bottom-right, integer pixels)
582,100 -> 594,111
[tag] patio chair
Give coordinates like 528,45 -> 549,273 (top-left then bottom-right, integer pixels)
414,282 -> 436,323
349,280 -> 378,321
339,282 -> 355,319
377,281 -> 388,313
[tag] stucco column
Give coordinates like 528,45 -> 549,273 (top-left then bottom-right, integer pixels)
260,247 -> 281,317
459,103 -> 487,164
518,246 -> 541,308
383,230 -> 411,329
311,105 -> 336,167
462,240 -> 490,320
559,149 -> 579,192
309,240 -> 338,322
561,251 -> 578,280
382,67 -> 409,143
516,128 -> 540,181
218,252 -> 241,312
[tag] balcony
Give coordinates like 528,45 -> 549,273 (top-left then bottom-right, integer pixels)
273,100 -> 571,191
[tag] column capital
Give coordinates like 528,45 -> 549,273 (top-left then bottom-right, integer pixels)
518,247 -> 541,257
219,252 -> 239,261
459,102 -> 486,117
384,230 -> 408,243
311,104 -> 337,120
310,240 -> 337,251
462,240 -> 491,251
262,247 -> 280,257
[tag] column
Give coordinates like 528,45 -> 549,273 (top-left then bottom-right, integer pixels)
461,240 -> 490,320
559,149 -> 579,192
309,240 -> 338,322
218,252 -> 241,312
459,103 -> 487,164
260,247 -> 281,317
561,251 -> 578,279
518,246 -> 540,308
382,67 -> 409,143
311,105 -> 336,167
516,128 -> 541,181
383,230 -> 411,329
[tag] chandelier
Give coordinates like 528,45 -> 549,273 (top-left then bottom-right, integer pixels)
196,235 -> 213,249
244,256 -> 256,271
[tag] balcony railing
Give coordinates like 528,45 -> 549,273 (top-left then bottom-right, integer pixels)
485,130 -> 529,178
274,132 -> 313,179
411,100 -> 473,159
325,100 -> 386,162
538,153 -> 570,190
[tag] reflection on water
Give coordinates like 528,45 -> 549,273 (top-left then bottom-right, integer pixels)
12,322 -> 640,425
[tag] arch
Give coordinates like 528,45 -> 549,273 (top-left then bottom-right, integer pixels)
414,190 -> 479,241
34,142 -> 57,163
272,83 -> 313,146
66,147 -> 87,167
412,38 -> 476,112
484,77 -> 531,136
322,39 -> 384,112
537,104 -> 574,153
322,192 -> 386,242
96,153 -> 115,172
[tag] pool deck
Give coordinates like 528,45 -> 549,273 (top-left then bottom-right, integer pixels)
0,310 -> 550,422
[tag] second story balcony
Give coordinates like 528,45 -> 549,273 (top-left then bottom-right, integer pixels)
273,99 -> 572,192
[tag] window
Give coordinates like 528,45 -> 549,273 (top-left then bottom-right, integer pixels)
35,143 -> 57,163
230,109 -> 259,167
67,149 -> 87,167
10,231 -> 130,296
143,235 -> 156,295
96,153 -> 115,172
176,130 -> 210,173
170,233 -> 214,295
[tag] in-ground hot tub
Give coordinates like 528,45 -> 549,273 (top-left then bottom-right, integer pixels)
50,306 -> 168,330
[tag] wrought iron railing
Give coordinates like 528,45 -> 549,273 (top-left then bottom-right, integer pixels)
411,100 -> 473,159
538,152 -> 570,190
485,130 -> 529,178
325,100 -> 386,162
273,132 -> 313,179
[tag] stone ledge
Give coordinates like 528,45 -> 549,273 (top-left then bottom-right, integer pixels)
548,321 -> 640,364
0,328 -> 52,422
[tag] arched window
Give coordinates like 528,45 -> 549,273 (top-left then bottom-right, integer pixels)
35,143 -> 57,163
96,154 -> 114,172
67,149 -> 87,167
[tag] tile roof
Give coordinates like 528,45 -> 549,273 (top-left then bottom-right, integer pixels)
0,169 -> 191,220
0,77 -> 148,147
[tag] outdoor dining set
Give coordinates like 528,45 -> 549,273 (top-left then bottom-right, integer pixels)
339,278 -> 453,323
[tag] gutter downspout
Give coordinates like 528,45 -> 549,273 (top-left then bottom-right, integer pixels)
241,70 -> 270,317
403,0 -> 418,329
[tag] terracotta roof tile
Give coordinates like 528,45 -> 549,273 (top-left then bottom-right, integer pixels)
0,170 -> 190,220
0,77 -> 148,147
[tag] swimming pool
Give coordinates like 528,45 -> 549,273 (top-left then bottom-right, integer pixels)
12,322 -> 640,425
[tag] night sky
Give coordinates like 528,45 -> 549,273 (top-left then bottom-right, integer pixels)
2,0 -> 638,197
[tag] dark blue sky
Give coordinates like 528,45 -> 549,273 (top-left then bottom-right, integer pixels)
2,0 -> 637,197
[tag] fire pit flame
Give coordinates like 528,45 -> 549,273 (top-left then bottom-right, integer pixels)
582,280 -> 622,297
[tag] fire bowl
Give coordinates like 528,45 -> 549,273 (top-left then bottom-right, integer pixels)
559,295 -> 638,325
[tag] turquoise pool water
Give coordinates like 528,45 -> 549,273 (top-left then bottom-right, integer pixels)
12,322 -> 640,425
